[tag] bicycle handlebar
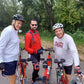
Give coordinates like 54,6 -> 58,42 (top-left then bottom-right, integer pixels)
20,58 -> 32,62
43,48 -> 54,52
20,58 -> 45,63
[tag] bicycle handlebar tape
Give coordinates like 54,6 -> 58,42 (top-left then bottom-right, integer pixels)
43,48 -> 54,51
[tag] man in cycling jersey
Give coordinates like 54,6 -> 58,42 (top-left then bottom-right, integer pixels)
0,14 -> 24,84
25,19 -> 43,84
52,23 -> 81,84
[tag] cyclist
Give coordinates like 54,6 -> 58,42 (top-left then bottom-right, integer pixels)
52,23 -> 82,84
0,14 -> 24,84
25,19 -> 43,84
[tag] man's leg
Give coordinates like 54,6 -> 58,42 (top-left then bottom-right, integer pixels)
2,61 -> 17,84
8,74 -> 16,84
65,73 -> 71,84
64,65 -> 72,84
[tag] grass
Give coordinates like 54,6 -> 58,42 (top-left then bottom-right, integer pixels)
20,43 -> 24,48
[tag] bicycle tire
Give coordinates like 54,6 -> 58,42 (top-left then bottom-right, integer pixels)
16,65 -> 22,84
56,71 -> 60,84
43,76 -> 47,84
70,80 -> 77,84
59,81 -> 63,84
23,78 -> 28,84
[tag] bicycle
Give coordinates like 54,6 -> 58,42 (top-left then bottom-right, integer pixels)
42,48 -> 54,84
16,48 -> 45,84
54,59 -> 67,84
16,48 -> 32,84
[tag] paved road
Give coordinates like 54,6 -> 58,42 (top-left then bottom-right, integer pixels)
0,51 -> 84,84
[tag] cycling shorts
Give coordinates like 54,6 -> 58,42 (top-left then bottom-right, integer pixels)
64,65 -> 72,75
2,61 -> 17,75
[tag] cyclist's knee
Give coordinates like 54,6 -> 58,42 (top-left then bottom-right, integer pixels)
65,74 -> 71,84
34,63 -> 40,70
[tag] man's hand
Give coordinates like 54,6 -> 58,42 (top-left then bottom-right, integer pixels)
74,66 -> 80,74
37,47 -> 43,54
0,62 -> 5,70
74,66 -> 84,80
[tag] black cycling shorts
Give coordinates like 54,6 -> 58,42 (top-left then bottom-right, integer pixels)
64,65 -> 72,75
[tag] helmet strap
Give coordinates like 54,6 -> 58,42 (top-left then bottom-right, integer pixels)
13,20 -> 17,30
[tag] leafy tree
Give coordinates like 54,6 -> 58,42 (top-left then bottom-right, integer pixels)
53,0 -> 84,32
0,0 -> 21,30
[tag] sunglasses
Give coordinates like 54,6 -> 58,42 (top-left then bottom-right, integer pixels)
31,24 -> 38,26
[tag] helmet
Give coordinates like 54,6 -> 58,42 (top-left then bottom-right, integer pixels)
12,14 -> 24,22
52,23 -> 63,31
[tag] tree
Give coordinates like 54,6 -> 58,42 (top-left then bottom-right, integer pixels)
53,0 -> 84,32
0,0 -> 20,30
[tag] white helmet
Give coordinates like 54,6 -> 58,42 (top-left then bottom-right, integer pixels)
52,23 -> 63,31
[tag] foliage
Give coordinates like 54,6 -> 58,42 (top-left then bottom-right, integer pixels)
0,0 -> 20,29
0,0 -> 84,34
39,29 -> 55,41
53,0 -> 84,32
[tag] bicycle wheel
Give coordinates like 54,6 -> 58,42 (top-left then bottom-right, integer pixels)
59,81 -> 63,84
56,71 -> 60,84
16,65 -> 22,84
23,78 -> 28,84
70,80 -> 77,84
43,76 -> 47,84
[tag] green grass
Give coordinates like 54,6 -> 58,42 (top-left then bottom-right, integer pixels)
19,43 -> 24,48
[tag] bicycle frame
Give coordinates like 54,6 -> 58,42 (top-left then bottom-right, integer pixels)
54,59 -> 67,84
42,48 -> 53,84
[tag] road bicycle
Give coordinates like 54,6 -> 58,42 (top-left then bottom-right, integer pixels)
16,48 -> 32,84
70,69 -> 83,84
54,59 -> 84,84
42,48 -> 54,84
54,59 -> 67,84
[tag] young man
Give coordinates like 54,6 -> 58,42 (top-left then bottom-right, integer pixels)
52,23 -> 81,84
0,14 -> 24,84
25,19 -> 43,84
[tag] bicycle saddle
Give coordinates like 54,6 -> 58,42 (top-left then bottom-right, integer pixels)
54,59 -> 65,63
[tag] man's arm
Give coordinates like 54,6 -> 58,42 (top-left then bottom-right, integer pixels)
68,36 -> 80,67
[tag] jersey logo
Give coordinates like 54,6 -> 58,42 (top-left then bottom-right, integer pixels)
55,41 -> 63,48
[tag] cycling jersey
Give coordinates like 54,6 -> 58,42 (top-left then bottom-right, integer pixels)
0,25 -> 19,63
54,33 -> 80,66
25,29 -> 41,54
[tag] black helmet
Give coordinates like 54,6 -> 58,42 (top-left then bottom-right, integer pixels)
12,14 -> 24,22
